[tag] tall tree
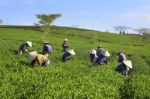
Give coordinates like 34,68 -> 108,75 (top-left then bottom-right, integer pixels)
135,28 -> 150,40
36,14 -> 61,41
113,25 -> 130,34
0,20 -> 3,24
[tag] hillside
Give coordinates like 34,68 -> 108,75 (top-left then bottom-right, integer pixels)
0,26 -> 150,98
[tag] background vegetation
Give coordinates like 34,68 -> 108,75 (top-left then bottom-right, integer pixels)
0,26 -> 150,98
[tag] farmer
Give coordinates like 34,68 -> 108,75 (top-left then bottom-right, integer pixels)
62,38 -> 69,52
96,50 -> 110,64
18,41 -> 32,55
89,49 -> 98,66
116,60 -> 132,76
62,49 -> 75,62
115,52 -> 131,76
96,45 -> 109,64
28,51 -> 50,66
42,41 -> 52,55
116,51 -> 126,63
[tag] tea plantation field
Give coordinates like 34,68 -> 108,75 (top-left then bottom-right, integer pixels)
0,26 -> 150,98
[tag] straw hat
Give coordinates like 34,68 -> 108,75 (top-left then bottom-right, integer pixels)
44,41 -> 49,44
67,49 -> 75,55
123,60 -> 132,69
89,49 -> 96,55
64,38 -> 68,41
28,51 -> 38,62
104,50 -> 110,57
26,41 -> 32,47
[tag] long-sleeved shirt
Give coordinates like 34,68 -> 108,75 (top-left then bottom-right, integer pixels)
96,48 -> 105,57
19,43 -> 29,52
62,52 -> 71,62
118,53 -> 126,63
43,44 -> 52,54
36,54 -> 48,65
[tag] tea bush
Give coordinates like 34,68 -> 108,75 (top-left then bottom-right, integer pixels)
0,27 -> 150,98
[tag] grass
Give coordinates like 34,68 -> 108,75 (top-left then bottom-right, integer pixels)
0,26 -> 150,98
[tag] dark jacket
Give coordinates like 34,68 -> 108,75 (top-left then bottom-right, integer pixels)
43,44 -> 52,54
118,53 -> 126,63
19,43 -> 29,52
62,52 -> 71,62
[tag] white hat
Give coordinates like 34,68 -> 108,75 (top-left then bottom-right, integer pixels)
64,38 -> 68,41
67,49 -> 75,55
104,50 -> 110,57
123,60 -> 132,69
28,51 -> 38,62
44,41 -> 49,44
26,41 -> 32,47
89,49 -> 96,55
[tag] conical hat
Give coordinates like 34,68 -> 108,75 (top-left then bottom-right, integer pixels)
104,50 -> 110,57
64,38 -> 68,41
89,49 -> 96,54
28,51 -> 38,62
123,60 -> 132,69
26,41 -> 32,47
44,41 -> 49,44
67,49 -> 75,55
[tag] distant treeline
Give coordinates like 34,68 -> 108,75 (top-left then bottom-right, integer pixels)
0,25 -> 100,32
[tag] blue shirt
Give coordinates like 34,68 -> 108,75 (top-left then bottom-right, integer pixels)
43,44 -> 52,54
118,53 -> 126,63
96,48 -> 105,57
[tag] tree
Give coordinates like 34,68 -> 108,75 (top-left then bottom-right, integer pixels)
135,28 -> 150,39
33,23 -> 40,26
113,25 -> 130,34
36,14 -> 61,41
0,20 -> 3,24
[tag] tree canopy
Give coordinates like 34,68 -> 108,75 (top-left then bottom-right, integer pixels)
113,25 -> 131,34
36,14 -> 61,26
135,28 -> 150,36
36,14 -> 61,41
0,20 -> 3,24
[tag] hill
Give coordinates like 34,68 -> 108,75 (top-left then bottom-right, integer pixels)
0,26 -> 150,98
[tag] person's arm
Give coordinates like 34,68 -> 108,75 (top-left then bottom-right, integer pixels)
66,54 -> 71,60
47,46 -> 52,54
42,45 -> 46,52
30,57 -> 37,66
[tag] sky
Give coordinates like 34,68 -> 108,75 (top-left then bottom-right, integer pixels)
0,0 -> 150,32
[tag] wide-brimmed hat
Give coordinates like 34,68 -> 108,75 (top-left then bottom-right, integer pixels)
28,51 -> 38,62
89,49 -> 96,55
104,50 -> 110,57
67,49 -> 75,55
64,38 -> 68,41
123,60 -> 132,69
26,41 -> 32,47
44,41 -> 49,44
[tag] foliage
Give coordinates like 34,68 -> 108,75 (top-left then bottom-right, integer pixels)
0,27 -> 150,98
135,28 -> 150,41
36,14 -> 61,41
0,19 -> 3,24
113,25 -> 131,34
